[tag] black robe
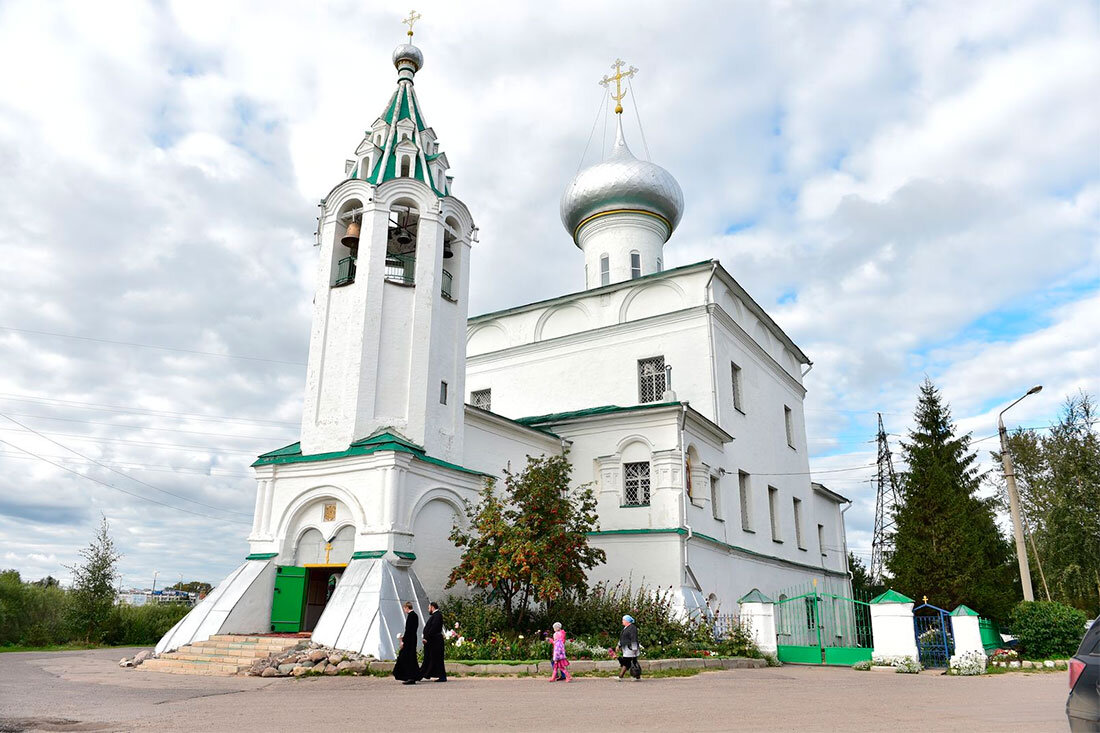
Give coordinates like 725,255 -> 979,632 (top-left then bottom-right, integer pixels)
420,609 -> 447,679
393,610 -> 421,681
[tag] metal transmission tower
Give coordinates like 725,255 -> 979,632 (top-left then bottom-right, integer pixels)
870,413 -> 901,583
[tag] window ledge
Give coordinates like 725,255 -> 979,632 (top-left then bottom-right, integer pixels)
733,407 -> 746,416
772,538 -> 784,544
797,546 -> 807,552
619,503 -> 651,509
741,527 -> 755,534
441,294 -> 458,303
713,517 -> 725,523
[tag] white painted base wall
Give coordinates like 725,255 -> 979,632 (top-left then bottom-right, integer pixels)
870,602 -> 918,661
311,558 -> 428,660
155,559 -> 275,654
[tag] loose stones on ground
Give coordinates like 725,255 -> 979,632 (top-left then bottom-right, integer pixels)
250,643 -> 371,678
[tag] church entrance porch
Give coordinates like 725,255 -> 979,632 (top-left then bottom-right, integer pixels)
270,524 -> 355,633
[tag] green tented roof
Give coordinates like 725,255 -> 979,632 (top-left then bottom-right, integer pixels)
355,76 -> 447,197
870,589 -> 914,604
738,588 -> 774,604
252,431 -> 488,477
951,604 -> 980,617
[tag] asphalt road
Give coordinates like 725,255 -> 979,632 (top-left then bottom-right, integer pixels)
0,647 -> 1069,732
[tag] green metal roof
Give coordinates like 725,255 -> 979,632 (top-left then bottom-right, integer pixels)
950,604 -> 980,617
738,588 -> 774,604
252,431 -> 488,477
870,589 -> 915,604
358,78 -> 447,197
516,402 -> 683,426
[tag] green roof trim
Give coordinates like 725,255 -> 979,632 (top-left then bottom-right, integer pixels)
951,604 -> 980,617
738,588 -> 774,604
252,431 -> 489,477
517,402 -> 683,426
588,528 -> 848,577
393,551 -> 416,560
245,552 -> 278,561
870,589 -> 914,604
351,550 -> 387,560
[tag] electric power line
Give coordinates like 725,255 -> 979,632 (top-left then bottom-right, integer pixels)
0,451 -> 253,478
0,427 -> 265,455
0,392 -> 299,427
0,411 -> 295,441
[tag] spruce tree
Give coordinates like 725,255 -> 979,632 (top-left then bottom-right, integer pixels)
888,379 -> 1016,619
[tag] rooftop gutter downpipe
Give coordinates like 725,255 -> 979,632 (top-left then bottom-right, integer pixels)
679,402 -> 692,593
840,499 -> 853,580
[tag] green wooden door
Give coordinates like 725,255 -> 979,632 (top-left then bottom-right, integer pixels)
270,566 -> 307,632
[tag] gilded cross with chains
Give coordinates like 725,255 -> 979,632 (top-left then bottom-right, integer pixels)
599,58 -> 638,115
402,10 -> 421,38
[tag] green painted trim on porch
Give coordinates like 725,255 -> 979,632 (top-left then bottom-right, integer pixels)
869,589 -> 914,604
245,552 -> 278,561
252,431 -> 489,477
950,604 -> 980,617
588,527 -> 849,577
351,550 -> 387,560
518,401 -> 683,426
738,588 -> 773,604
393,551 -> 416,560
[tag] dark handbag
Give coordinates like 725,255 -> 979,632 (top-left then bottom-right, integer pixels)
629,657 -> 642,679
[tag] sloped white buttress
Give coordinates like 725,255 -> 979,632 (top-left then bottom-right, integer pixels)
154,559 -> 276,654
310,558 -> 428,661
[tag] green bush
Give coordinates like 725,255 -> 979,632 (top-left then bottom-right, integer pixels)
102,603 -> 191,646
1010,601 -> 1087,659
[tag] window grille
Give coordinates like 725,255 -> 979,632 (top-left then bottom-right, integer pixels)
710,475 -> 721,520
334,256 -> 356,287
793,497 -> 805,549
738,471 -> 751,531
768,486 -> 780,542
731,362 -> 744,412
600,254 -> 610,286
637,356 -> 666,403
784,405 -> 795,448
441,269 -> 454,299
630,252 -> 641,279
623,461 -> 650,506
471,389 -> 491,411
439,381 -> 448,405
385,253 -> 416,285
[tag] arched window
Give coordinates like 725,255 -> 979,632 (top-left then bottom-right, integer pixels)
630,251 -> 641,279
599,254 -> 610,286
385,199 -> 419,286
332,199 -> 362,288
400,156 -> 412,178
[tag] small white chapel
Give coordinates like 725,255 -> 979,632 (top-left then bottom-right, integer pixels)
157,16 -> 853,660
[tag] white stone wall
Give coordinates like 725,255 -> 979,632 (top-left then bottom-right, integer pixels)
576,212 -> 669,289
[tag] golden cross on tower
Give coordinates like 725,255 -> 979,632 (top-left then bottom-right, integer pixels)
402,9 -> 422,39
599,58 -> 638,115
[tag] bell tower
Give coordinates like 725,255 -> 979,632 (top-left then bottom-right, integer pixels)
300,22 -> 475,464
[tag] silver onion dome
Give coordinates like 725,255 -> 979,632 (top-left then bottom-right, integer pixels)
560,121 -> 684,244
392,43 -> 424,71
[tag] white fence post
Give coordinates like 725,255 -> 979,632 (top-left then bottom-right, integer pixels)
869,589 -> 918,662
738,589 -> 777,656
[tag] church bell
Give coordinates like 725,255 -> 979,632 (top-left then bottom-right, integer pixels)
443,241 -> 454,258
341,220 -> 361,248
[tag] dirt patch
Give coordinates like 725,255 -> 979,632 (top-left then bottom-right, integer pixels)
0,718 -> 118,732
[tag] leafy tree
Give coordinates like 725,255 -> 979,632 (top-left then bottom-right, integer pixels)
448,453 -> 606,627
65,515 -> 121,642
993,392 -> 1100,614
33,576 -> 60,588
888,379 -> 1016,619
168,581 -> 212,595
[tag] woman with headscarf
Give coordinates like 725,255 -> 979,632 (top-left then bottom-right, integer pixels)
393,601 -> 422,685
617,615 -> 641,680
548,622 -> 572,682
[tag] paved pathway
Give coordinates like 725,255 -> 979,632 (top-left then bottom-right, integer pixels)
0,647 -> 1068,732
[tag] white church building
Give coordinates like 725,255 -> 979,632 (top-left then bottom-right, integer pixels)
157,25 -> 852,660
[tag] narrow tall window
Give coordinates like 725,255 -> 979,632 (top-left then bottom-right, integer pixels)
630,251 -> 641,279
637,356 -> 666,403
710,475 -> 722,520
768,486 -> 781,542
623,462 -> 651,506
656,257 -> 663,272
439,381 -> 448,405
793,497 -> 805,549
600,254 -> 610,286
471,389 -> 491,411
784,405 -> 795,448
731,362 -> 744,413
818,524 -> 827,558
400,156 -> 412,177
738,471 -> 752,531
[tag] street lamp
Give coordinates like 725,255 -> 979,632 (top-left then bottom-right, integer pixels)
998,385 -> 1042,602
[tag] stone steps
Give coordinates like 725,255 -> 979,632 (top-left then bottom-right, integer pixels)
140,635 -> 303,676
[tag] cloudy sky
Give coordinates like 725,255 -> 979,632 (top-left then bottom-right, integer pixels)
0,0 -> 1096,589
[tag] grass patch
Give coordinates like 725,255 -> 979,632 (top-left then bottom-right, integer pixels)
984,665 -> 1064,675
0,643 -> 138,654
450,659 -> 540,666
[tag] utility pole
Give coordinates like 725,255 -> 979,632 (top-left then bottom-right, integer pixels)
998,385 -> 1042,602
870,413 -> 901,584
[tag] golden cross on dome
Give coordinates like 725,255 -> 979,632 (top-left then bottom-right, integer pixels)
599,58 -> 638,115
402,9 -> 422,38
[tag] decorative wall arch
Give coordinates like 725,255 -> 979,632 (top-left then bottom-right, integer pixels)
534,301 -> 592,342
274,484 -> 367,543
618,280 -> 687,324
406,486 -> 469,531
614,433 -> 654,455
466,321 -> 509,354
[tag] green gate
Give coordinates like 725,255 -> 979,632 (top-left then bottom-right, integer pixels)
774,580 -> 873,665
270,565 -> 307,632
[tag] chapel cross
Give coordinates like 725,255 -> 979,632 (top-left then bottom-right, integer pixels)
599,58 -> 638,115
402,9 -> 422,39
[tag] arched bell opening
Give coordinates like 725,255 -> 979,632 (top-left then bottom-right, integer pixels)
386,198 -> 420,286
441,215 -> 462,301
332,199 -> 363,287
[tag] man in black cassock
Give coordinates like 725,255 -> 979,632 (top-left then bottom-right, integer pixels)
420,601 -> 447,681
393,601 -> 421,684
